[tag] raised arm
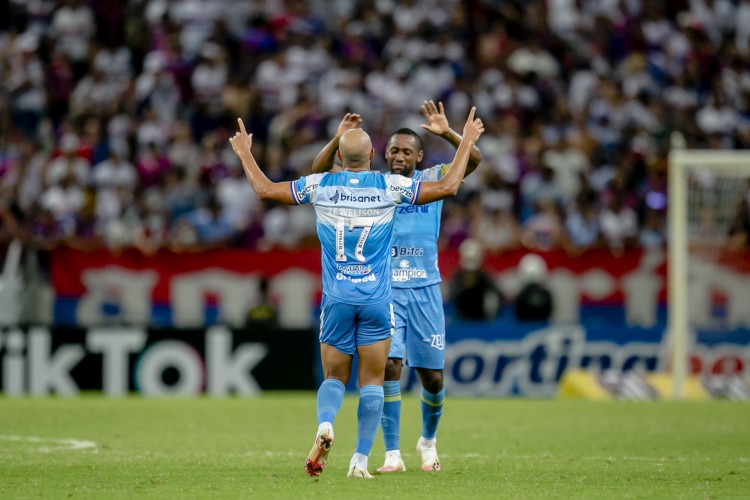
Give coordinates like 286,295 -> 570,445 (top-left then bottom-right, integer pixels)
311,113 -> 363,173
420,100 -> 482,177
229,118 -> 295,204
415,107 -> 484,205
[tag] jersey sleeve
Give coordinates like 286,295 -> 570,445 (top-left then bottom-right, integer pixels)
386,173 -> 421,205
422,164 -> 450,182
290,173 -> 324,205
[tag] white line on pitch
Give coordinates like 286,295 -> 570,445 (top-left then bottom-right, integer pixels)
0,435 -> 98,453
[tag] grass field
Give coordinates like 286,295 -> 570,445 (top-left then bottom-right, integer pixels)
1,395 -> 748,499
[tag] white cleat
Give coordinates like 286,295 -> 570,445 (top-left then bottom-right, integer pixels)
416,437 -> 441,471
305,429 -> 333,477
376,451 -> 406,473
347,464 -> 374,479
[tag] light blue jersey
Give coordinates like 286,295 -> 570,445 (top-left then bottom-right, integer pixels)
292,170 -> 421,305
391,164 -> 448,289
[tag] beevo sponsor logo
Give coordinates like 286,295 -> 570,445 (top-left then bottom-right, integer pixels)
331,191 -> 382,204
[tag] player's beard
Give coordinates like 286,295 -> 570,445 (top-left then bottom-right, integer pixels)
390,162 -> 414,177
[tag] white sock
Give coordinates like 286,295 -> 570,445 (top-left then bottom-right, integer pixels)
386,449 -> 402,458
350,452 -> 368,469
317,422 -> 333,438
419,436 -> 437,447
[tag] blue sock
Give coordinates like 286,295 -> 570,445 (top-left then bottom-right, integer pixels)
355,385 -> 384,456
420,388 -> 445,439
317,379 -> 345,425
381,381 -> 402,451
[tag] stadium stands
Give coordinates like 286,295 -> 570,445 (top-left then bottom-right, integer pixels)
1,0 -> 749,258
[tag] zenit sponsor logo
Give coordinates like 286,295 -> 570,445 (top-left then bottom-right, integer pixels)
331,191 -> 382,204
397,205 -> 429,214
337,264 -> 372,276
430,333 -> 445,350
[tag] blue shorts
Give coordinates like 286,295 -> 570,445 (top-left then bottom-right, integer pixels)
389,285 -> 446,370
319,294 -> 394,356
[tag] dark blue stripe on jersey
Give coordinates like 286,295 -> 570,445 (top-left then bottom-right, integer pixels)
290,181 -> 301,205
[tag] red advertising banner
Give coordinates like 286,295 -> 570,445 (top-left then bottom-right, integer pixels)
52,246 -> 665,304
52,247 -> 324,302
49,246 -> 749,333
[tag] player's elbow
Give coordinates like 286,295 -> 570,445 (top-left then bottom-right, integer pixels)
471,151 -> 483,168
465,152 -> 482,174
255,184 -> 275,201
439,180 -> 461,198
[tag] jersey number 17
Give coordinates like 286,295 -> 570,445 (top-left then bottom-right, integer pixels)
335,217 -> 374,263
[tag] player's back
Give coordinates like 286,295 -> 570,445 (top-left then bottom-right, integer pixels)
312,171 -> 403,304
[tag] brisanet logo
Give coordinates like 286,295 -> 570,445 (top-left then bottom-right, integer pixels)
332,190 -> 382,204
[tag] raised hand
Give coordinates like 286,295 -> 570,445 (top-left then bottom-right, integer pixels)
462,107 -> 484,145
336,113 -> 363,138
419,100 -> 450,136
229,118 -> 252,156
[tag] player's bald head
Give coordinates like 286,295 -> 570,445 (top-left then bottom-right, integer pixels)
338,129 -> 374,166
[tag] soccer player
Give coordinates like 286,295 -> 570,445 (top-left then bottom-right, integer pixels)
311,101 -> 482,473
229,108 -> 484,478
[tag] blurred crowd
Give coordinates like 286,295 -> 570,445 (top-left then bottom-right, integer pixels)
1,0 -> 750,257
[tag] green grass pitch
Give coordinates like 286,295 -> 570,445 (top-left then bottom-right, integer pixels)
1,395 -> 748,498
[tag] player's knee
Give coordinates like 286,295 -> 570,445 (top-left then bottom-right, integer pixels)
418,369 -> 444,393
384,358 -> 403,380
322,364 -> 351,385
